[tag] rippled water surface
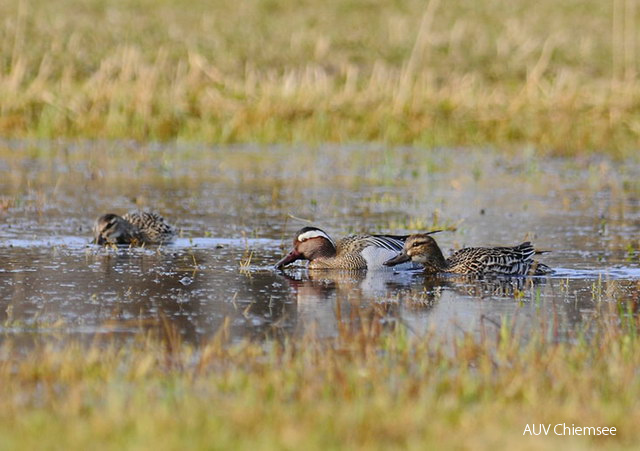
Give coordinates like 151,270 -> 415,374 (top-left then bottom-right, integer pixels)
1,141 -> 639,346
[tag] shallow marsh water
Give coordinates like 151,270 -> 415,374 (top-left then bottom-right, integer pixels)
0,141 -> 639,347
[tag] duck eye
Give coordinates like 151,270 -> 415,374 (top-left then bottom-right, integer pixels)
411,241 -> 421,248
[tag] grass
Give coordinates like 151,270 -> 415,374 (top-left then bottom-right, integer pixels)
0,302 -> 638,450
1,2 -> 640,447
1,0 -> 640,155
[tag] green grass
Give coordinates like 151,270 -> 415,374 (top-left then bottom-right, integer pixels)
0,305 -> 638,450
1,0 -> 640,155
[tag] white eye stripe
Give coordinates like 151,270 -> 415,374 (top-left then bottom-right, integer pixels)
297,230 -> 335,246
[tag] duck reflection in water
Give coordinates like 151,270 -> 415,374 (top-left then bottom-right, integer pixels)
276,268 -> 443,338
276,265 -> 551,338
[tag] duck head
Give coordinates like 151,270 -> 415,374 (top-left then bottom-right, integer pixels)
275,227 -> 337,269
93,213 -> 134,245
384,232 -> 446,272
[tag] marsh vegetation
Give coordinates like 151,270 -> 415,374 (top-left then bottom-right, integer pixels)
1,0 -> 640,448
0,309 -> 638,450
1,0 -> 640,155
1,144 -> 640,447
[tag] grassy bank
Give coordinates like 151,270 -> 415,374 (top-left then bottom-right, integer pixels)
1,0 -> 639,155
0,306 -> 638,450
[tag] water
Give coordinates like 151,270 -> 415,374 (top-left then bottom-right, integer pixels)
1,142 -> 639,346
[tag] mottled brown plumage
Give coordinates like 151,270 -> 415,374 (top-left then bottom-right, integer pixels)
93,211 -> 176,246
275,226 -> 419,270
384,234 -> 551,276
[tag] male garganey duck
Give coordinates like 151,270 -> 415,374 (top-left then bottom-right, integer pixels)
275,226 -> 431,270
384,233 -> 551,276
93,211 -> 176,246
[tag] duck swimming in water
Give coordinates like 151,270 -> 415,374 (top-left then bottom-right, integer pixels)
93,211 -> 176,246
275,227 -> 439,270
384,233 -> 551,276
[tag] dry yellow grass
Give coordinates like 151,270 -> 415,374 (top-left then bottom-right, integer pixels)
1,0 -> 640,155
0,304 -> 638,450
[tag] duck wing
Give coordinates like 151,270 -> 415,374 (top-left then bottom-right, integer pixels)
336,234 -> 407,253
123,211 -> 176,244
368,234 -> 408,251
335,234 -> 410,270
447,242 -> 537,276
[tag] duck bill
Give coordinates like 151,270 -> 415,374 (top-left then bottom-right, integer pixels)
275,249 -> 302,269
384,251 -> 410,267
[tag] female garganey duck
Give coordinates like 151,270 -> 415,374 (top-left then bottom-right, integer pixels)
275,226 -> 430,270
93,211 -> 176,246
384,233 -> 551,276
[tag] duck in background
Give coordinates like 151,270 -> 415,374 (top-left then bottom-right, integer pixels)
93,211 -> 176,246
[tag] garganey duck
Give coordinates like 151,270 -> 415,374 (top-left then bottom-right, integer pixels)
275,226 -> 430,270
384,233 -> 551,276
93,211 -> 176,246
